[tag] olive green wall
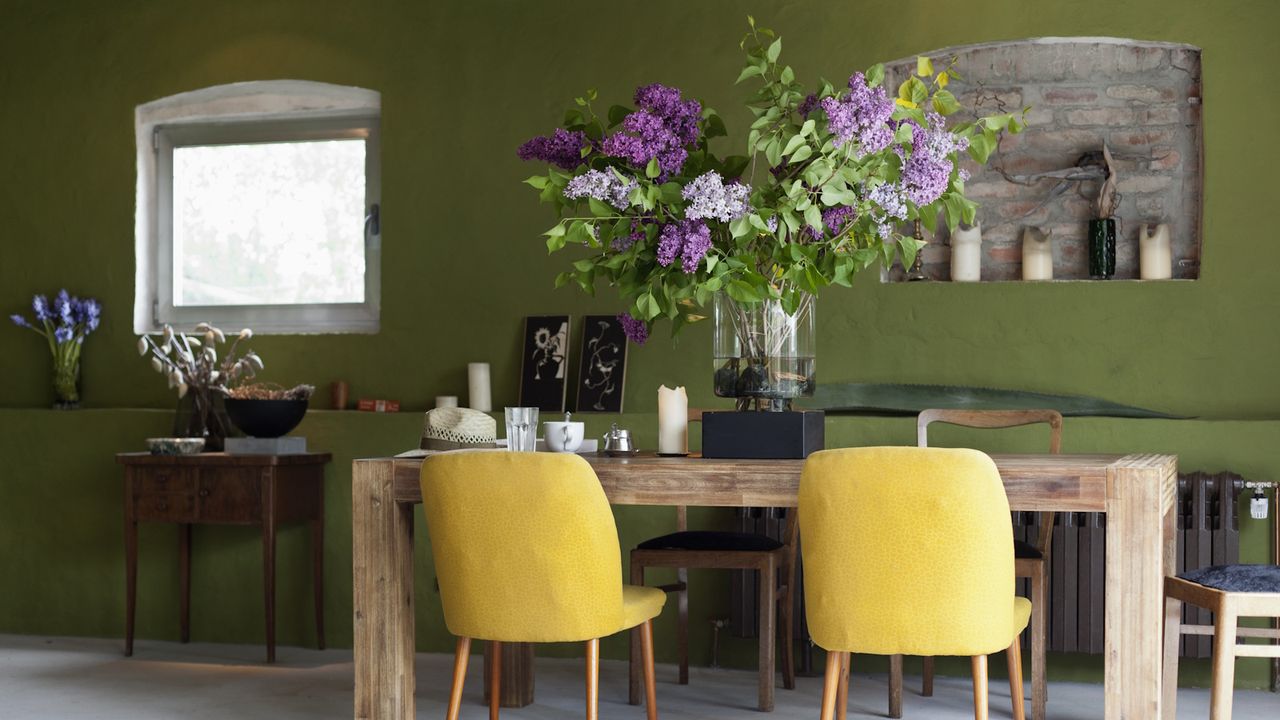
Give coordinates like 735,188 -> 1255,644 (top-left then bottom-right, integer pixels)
1,0 -> 1278,690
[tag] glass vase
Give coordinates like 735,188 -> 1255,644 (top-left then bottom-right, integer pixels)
52,359 -> 80,410
712,293 -> 816,412
1089,218 -> 1117,279
173,388 -> 232,452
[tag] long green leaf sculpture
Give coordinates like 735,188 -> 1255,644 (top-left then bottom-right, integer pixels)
805,382 -> 1187,419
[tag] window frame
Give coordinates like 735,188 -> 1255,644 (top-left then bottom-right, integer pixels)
134,81 -> 382,335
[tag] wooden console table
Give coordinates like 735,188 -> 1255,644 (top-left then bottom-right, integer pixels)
118,451 -> 330,662
352,452 -> 1177,720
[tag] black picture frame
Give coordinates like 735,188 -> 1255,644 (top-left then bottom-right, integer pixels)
575,315 -> 628,413
518,315 -> 570,412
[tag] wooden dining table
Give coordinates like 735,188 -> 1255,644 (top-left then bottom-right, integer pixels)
352,452 -> 1177,720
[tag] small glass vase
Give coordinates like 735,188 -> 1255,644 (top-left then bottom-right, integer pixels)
712,293 -> 816,412
52,360 -> 81,410
173,388 -> 232,452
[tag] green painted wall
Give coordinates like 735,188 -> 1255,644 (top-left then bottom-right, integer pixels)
1,0 -> 1278,690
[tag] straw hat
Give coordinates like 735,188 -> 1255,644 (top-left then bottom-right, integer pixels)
420,407 -> 498,450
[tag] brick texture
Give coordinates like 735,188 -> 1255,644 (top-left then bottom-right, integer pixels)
883,38 -> 1202,281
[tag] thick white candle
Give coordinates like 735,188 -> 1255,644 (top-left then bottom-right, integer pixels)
435,395 -> 458,408
657,385 -> 688,455
950,222 -> 982,282
467,363 -> 491,412
1021,227 -> 1053,281
1139,224 -> 1172,280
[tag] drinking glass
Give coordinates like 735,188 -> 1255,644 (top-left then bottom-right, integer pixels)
504,407 -> 539,452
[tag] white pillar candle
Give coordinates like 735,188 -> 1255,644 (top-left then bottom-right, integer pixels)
467,363 -> 491,412
950,221 -> 982,282
435,395 -> 458,408
1021,227 -> 1054,281
1139,223 -> 1172,280
657,385 -> 688,455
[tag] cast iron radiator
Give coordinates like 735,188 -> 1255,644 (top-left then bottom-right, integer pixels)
730,472 -> 1243,662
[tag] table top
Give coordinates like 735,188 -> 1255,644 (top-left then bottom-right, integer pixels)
117,452 -> 332,466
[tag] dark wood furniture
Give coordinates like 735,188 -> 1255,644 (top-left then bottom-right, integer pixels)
910,409 -> 1062,720
117,452 -> 330,662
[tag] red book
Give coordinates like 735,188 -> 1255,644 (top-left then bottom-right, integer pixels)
356,398 -> 400,413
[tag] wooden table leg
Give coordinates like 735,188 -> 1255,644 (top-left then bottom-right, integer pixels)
124,517 -> 137,657
1104,456 -> 1176,719
485,641 -> 534,707
312,514 -> 325,650
352,460 -> 416,720
179,523 -> 192,643
757,556 -> 776,712
263,474 -> 277,664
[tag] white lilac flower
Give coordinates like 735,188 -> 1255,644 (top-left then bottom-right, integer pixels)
681,171 -> 751,223
564,169 -> 637,210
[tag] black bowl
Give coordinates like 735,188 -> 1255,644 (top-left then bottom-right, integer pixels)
224,398 -> 309,438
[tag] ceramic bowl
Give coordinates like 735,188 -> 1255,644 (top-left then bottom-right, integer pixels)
146,437 -> 206,455
224,398 -> 309,438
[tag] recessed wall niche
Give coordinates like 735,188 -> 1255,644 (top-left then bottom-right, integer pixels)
881,38 -> 1203,282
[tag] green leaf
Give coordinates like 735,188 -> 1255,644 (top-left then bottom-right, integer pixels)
789,145 -> 813,164
908,76 -> 928,105
726,279 -> 759,303
799,119 -> 816,137
588,198 -> 614,217
729,217 -> 753,239
765,137 -> 783,167
865,63 -> 885,88
572,258 -> 595,273
736,64 -> 764,84
931,89 -> 961,116
767,37 -> 782,63
607,105 -> 630,127
983,114 -> 1012,131
899,236 -> 924,271
524,175 -> 548,190
554,271 -> 571,289
967,132 -> 994,163
705,113 -> 728,139
780,65 -> 795,84
722,155 -> 750,179
917,56 -> 934,78
645,157 -> 661,179
636,292 -> 661,321
782,133 -> 807,157
804,204 -> 823,231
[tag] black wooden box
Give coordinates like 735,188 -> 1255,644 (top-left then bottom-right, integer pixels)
701,410 -> 825,459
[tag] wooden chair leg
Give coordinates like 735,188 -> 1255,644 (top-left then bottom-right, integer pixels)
1030,565 -> 1048,720
921,656 -> 934,696
677,567 -> 689,685
836,652 -> 850,720
640,620 -> 658,720
1007,636 -> 1026,720
780,560 -> 797,690
586,637 -> 601,720
1162,594 -> 1182,720
1210,606 -> 1236,720
487,640 -> 502,720
446,637 -> 471,720
757,557 -> 777,711
629,560 -> 644,705
819,651 -> 842,720
971,655 -> 989,720
889,654 -> 904,718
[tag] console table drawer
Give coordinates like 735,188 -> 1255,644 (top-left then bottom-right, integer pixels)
134,469 -> 195,496
134,493 -> 197,522
197,469 -> 262,523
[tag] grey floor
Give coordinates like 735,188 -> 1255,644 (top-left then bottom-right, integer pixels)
1,634 -> 1276,719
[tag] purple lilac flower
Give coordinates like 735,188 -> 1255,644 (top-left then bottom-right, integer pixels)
53,325 -> 73,344
901,113 -> 966,206
797,94 -> 819,119
517,128 -> 587,170
32,294 -> 50,322
867,182 -> 908,221
681,171 -> 752,223
876,221 -> 895,239
822,206 -> 859,236
612,220 -> 647,252
10,314 -> 28,328
601,83 -> 701,179
765,216 -> 779,233
958,168 -> 971,182
656,219 -> 712,273
820,72 -> 895,157
563,169 -> 637,210
618,312 -> 649,345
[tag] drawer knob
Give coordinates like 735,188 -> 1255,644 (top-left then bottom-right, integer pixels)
157,501 -> 168,510
199,489 -> 210,498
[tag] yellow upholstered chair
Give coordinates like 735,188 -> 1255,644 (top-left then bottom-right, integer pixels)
420,450 -> 666,720
799,447 -> 1031,720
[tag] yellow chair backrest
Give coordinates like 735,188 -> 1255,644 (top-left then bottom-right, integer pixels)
420,450 -> 624,643
799,446 -> 1015,656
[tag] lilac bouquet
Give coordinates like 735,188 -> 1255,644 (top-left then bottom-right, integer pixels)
10,290 -> 102,407
520,18 -> 1024,346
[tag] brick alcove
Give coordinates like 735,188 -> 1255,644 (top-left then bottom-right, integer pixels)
882,37 -> 1203,282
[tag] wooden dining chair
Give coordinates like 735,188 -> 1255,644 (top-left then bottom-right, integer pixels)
801,446 -> 1030,720
628,408 -> 797,712
903,408 -> 1062,720
1163,565 -> 1280,719
420,451 -> 664,720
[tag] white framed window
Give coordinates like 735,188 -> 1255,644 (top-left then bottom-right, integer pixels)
135,81 -> 381,334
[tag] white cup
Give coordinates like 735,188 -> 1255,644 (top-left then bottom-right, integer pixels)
543,421 -> 585,453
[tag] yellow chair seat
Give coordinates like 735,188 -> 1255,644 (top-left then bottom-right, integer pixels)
1012,596 -> 1032,638
621,584 -> 667,633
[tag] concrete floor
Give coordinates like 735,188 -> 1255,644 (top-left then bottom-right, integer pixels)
1,634 -> 1276,719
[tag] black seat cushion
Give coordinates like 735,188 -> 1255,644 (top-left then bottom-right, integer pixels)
636,530 -> 783,553
1180,564 -> 1280,593
1014,539 -> 1043,560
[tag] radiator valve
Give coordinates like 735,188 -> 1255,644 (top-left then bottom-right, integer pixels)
1245,481 -> 1277,520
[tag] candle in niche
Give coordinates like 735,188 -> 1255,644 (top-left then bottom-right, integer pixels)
950,221 -> 982,282
1021,227 -> 1054,281
435,395 -> 458,408
467,363 -> 491,412
1139,223 -> 1172,280
657,385 -> 688,455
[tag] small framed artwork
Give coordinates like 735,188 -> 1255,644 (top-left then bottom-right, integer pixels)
575,315 -> 628,413
518,315 -> 570,412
